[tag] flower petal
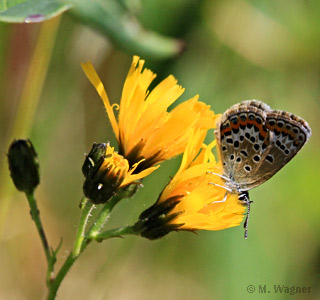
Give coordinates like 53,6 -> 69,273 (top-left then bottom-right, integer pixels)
81,62 -> 119,140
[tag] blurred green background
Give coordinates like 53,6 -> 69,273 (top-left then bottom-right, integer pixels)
0,0 -> 319,299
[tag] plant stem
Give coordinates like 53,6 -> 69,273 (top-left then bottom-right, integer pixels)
47,195 -> 123,299
93,225 -> 138,242
85,195 -> 123,244
26,192 -> 51,263
47,224 -> 137,299
47,253 -> 77,300
72,198 -> 95,257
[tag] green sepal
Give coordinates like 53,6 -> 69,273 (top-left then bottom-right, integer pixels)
116,181 -> 142,199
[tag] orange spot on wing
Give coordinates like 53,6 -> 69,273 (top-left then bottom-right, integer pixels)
230,122 -> 240,130
221,127 -> 232,136
266,123 -> 276,130
239,119 -> 247,126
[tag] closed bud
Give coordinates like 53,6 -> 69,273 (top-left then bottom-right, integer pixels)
7,139 -> 40,194
133,195 -> 184,240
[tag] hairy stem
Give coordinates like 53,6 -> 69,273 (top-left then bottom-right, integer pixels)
85,195 -> 123,244
47,195 -> 123,299
72,198 -> 95,257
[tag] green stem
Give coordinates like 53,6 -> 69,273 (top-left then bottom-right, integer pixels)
46,224 -> 137,300
47,253 -> 77,300
47,195 -> 123,300
93,225 -> 138,242
85,195 -> 123,244
72,198 -> 95,257
26,192 -> 51,263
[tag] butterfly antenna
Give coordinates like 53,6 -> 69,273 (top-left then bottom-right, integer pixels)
244,202 -> 250,239
238,192 -> 252,239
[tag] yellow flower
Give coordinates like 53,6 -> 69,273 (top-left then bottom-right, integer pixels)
82,143 -> 154,204
135,129 -> 245,239
81,56 -> 217,172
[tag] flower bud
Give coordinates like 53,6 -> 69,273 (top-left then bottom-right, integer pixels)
82,143 -> 130,204
133,196 -> 184,240
7,139 -> 40,194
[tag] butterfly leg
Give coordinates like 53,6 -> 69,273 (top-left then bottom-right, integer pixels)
207,172 -> 231,182
209,182 -> 232,193
209,192 -> 228,204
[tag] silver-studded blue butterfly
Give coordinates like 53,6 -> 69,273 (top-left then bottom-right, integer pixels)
213,100 -> 311,238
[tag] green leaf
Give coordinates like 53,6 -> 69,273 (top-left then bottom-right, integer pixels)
0,0 -> 72,23
0,0 -> 183,59
69,0 -> 183,59
0,0 -> 26,13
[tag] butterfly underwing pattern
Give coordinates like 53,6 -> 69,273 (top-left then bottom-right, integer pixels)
213,100 -> 312,238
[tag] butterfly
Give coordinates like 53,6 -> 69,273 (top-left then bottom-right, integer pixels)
212,100 -> 311,238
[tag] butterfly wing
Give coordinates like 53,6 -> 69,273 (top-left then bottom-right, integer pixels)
215,100 -> 311,192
